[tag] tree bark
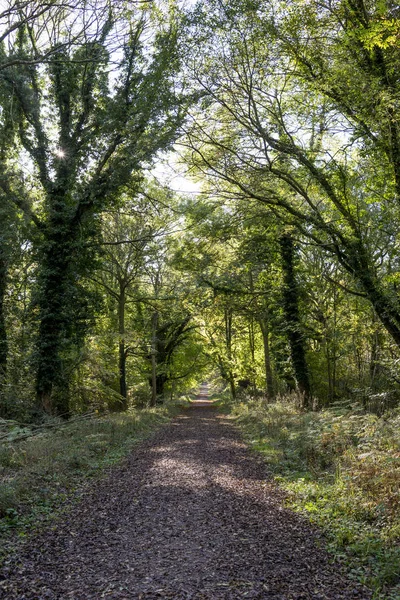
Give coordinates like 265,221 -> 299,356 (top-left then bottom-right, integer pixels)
248,318 -> 255,363
224,307 -> 236,399
0,253 -> 7,382
279,233 -> 311,407
150,310 -> 158,407
118,283 -> 128,410
35,227 -> 71,417
0,252 -> 8,416
258,315 -> 274,400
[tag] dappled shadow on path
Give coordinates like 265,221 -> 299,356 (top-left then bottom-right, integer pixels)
0,404 -> 371,600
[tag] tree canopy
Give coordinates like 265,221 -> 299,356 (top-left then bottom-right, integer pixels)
1,0 -> 400,418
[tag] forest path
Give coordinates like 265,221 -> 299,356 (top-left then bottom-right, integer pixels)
0,390 -> 370,599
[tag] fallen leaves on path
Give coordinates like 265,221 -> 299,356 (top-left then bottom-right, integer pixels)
0,400 -> 371,599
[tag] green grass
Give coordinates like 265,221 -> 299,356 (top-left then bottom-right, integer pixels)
227,397 -> 400,600
0,403 -> 180,554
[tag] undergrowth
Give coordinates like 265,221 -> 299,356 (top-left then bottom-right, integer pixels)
0,402 -> 181,555
228,397 -> 400,600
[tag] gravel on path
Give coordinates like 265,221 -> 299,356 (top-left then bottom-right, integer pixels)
0,392 -> 371,599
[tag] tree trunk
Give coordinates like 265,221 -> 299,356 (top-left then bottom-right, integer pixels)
118,284 -> 128,410
0,252 -> 8,416
229,374 -> 236,400
0,253 -> 7,382
35,231 -> 71,417
224,307 -> 236,399
369,311 -> 383,389
279,233 -> 311,408
258,315 -> 274,400
330,284 -> 339,403
248,318 -> 256,390
150,310 -> 158,407
35,189 -> 96,417
156,373 -> 167,398
249,317 -> 255,363
247,271 -> 257,389
325,338 -> 333,405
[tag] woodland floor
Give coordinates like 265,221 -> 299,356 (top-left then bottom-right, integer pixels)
0,387 -> 372,599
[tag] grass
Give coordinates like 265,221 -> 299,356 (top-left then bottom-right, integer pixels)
0,402 -> 181,555
226,396 -> 400,600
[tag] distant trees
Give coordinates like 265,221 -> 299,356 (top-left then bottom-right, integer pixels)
90,202 -> 153,407
173,198 -> 282,399
79,183 -> 207,410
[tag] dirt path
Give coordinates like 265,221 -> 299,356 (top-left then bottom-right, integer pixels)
0,390 -> 370,599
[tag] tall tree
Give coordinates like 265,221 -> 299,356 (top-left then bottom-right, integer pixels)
182,0 -> 400,355
0,2 -> 187,415
91,204 -> 154,407
279,232 -> 311,405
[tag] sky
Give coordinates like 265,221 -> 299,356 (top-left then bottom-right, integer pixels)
151,151 -> 202,196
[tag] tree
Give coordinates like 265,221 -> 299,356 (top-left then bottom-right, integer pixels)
279,232 -> 311,405
173,196 -> 286,398
0,2 -> 187,415
181,0 -> 400,357
90,202 -> 154,407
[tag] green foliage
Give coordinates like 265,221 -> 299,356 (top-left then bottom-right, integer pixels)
80,185 -> 211,408
231,398 -> 400,598
357,19 -> 400,50
182,0 -> 400,366
1,0 -> 400,433
0,2 -> 190,416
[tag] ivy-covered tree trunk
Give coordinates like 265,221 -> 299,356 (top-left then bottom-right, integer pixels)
279,233 -> 311,408
35,186 -> 102,416
155,373 -> 168,398
35,220 -> 76,416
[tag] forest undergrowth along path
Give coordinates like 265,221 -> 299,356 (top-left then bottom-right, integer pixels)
0,386 -> 371,599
